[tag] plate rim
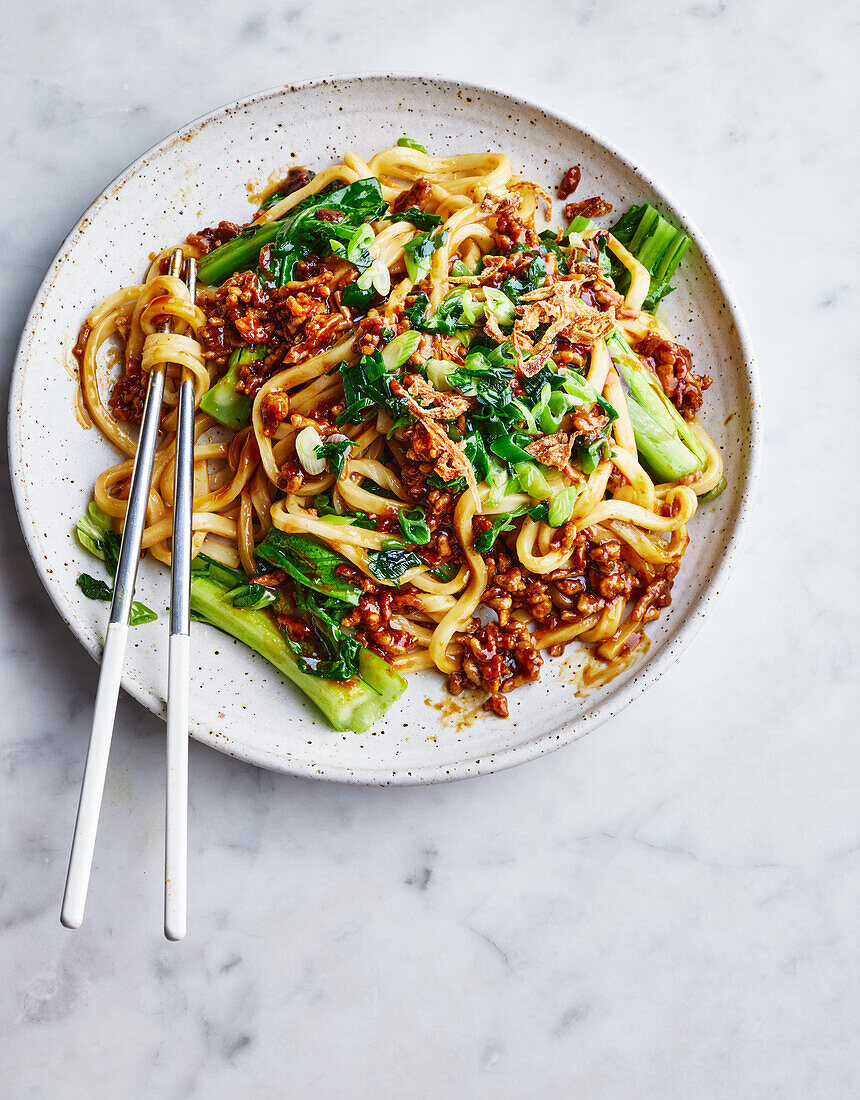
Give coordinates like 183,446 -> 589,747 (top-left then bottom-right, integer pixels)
8,72 -> 761,785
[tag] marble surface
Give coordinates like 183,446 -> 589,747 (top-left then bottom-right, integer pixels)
1,1 -> 858,1096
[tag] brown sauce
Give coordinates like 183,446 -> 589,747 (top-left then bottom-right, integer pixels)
573,634 -> 651,696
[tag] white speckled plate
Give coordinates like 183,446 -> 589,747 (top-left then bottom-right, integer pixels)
8,75 -> 759,784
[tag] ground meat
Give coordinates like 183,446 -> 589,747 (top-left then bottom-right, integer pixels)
186,221 -> 242,256
480,552 -> 555,627
260,390 -> 291,435
197,264 -> 353,396
554,336 -> 589,368
225,271 -> 275,346
630,564 -> 678,623
487,192 -> 540,254
607,466 -> 630,493
458,619 -> 543,714
252,569 -> 287,588
564,197 -> 614,220
558,165 -> 582,200
276,460 -> 304,493
586,539 -> 635,601
274,615 -> 315,642
391,178 -> 433,213
314,208 -> 345,222
340,588 -> 424,659
352,312 -> 407,355
108,361 -> 147,423
256,168 -> 314,217
572,406 -> 609,435
636,334 -> 712,419
396,407 -> 477,498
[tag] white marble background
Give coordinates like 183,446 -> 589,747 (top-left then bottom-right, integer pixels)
2,1 -> 858,1096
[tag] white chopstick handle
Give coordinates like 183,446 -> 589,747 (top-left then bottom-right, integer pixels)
164,632 -> 190,941
61,621 -> 129,929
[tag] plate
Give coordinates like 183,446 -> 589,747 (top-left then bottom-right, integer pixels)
8,74 -> 759,784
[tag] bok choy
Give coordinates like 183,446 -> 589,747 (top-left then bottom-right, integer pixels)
605,330 -> 706,481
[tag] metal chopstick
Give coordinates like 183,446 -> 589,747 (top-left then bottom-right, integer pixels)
164,255 -> 197,941
61,247 -> 185,931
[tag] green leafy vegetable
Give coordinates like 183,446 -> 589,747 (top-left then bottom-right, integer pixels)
336,350 -> 405,426
341,281 -> 378,312
538,230 -> 570,275
500,255 -> 548,301
287,587 -> 363,681
367,546 -> 422,582
405,290 -> 476,335
223,582 -> 277,611
263,178 -> 388,287
547,486 -> 580,527
573,427 -> 613,475
610,204 -> 691,312
188,562 -> 406,731
311,493 -> 376,529
77,573 -> 112,601
448,351 -> 515,411
388,208 -> 442,231
314,438 -> 357,480
254,530 -> 362,605
403,230 -> 447,283
426,473 -> 467,493
75,505 -> 157,624
606,329 -> 706,480
198,178 -> 387,286
473,508 -> 530,553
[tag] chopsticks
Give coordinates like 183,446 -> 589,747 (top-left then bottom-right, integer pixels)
164,255 -> 196,941
62,247 -> 194,940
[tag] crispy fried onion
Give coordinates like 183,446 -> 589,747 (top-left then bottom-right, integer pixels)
514,282 -> 615,377
405,375 -> 473,420
392,380 -> 480,507
524,431 -> 575,470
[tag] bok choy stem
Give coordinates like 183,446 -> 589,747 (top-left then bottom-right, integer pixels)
189,568 -> 406,733
606,330 -> 707,481
199,347 -> 266,430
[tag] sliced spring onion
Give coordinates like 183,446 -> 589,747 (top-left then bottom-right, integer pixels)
547,486 -> 580,527
426,358 -> 453,391
356,258 -> 391,297
296,426 -> 326,475
460,290 -> 484,325
514,462 -> 551,501
398,137 -> 428,154
697,476 -> 727,503
483,287 -> 517,327
381,330 -> 421,371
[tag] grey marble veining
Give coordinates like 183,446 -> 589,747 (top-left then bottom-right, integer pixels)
2,1 -> 859,1096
